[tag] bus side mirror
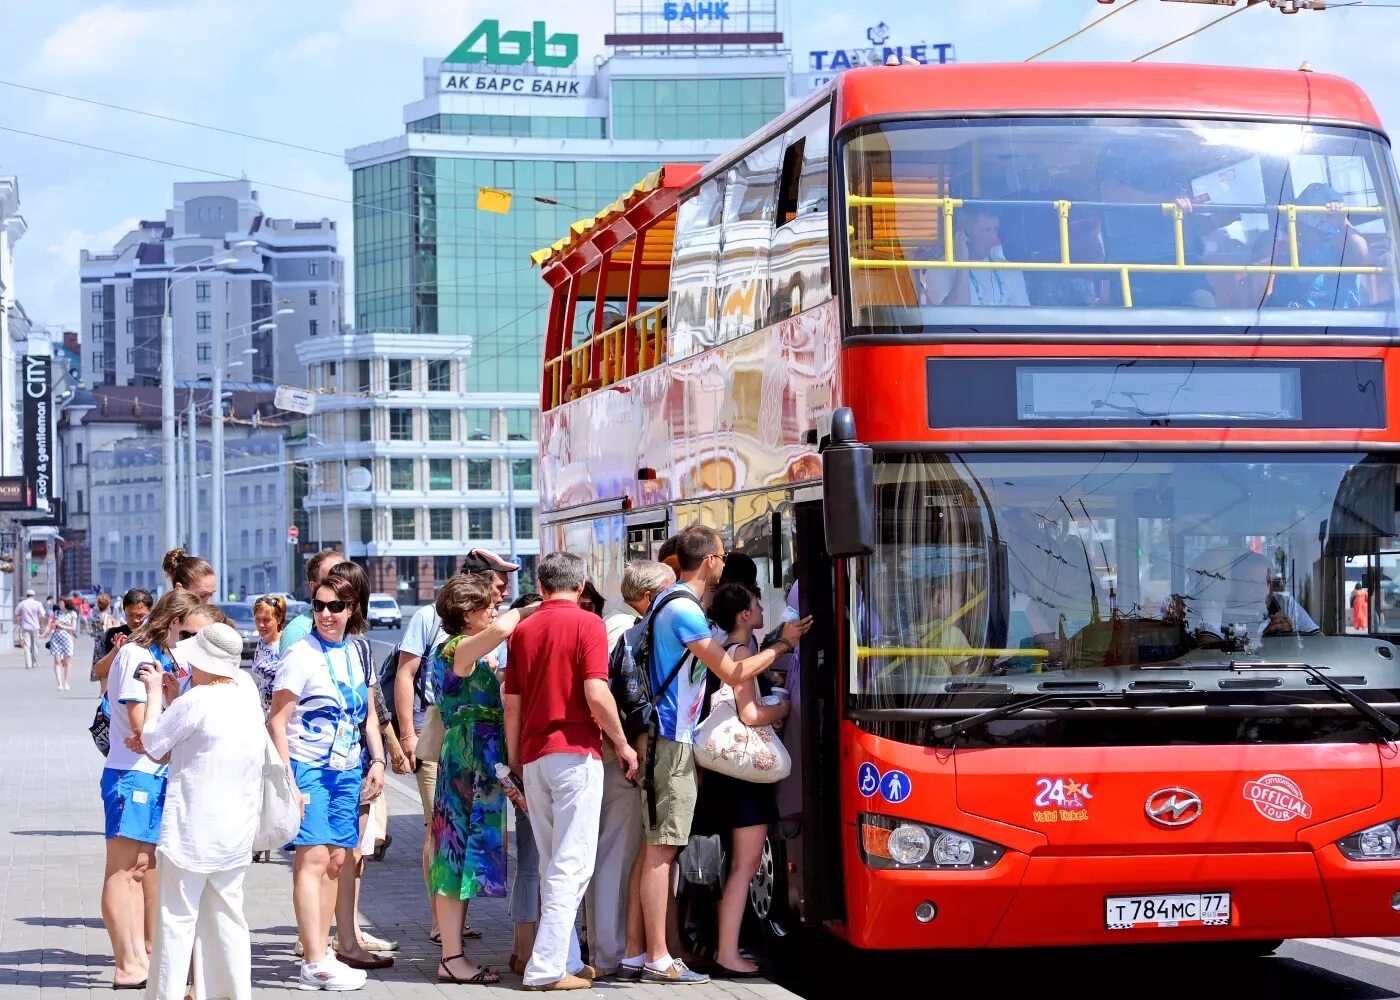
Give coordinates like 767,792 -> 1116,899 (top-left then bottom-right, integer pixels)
823,407 -> 875,558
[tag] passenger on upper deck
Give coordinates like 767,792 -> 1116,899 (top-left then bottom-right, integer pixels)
1267,182 -> 1372,310
933,205 -> 1030,308
1097,145 -> 1215,309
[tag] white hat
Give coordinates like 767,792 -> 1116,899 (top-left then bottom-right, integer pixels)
25,589 -> 34,596
172,622 -> 243,679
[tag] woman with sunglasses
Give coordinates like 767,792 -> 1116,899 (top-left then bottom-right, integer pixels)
100,590 -> 225,990
269,573 -> 386,993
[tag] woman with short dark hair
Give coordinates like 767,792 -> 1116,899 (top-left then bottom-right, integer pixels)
268,572 -> 384,992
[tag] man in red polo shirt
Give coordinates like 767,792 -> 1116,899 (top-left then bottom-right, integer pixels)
504,551 -> 638,992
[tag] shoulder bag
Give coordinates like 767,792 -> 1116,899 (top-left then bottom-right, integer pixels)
253,733 -> 302,852
694,682 -> 791,784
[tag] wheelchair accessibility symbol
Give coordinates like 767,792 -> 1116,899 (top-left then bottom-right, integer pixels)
857,762 -> 881,798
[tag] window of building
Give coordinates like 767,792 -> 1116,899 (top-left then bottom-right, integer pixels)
429,508 -> 453,540
308,260 -> 320,277
467,509 -> 492,540
359,409 -> 373,440
390,458 -> 414,490
76,444 -> 83,464
254,529 -> 263,553
433,554 -> 456,585
196,281 -> 210,302
388,359 -> 413,391
506,410 -> 532,441
76,489 -> 84,513
392,508 -> 415,540
309,319 -> 318,337
91,291 -> 102,309
424,410 -> 450,442
91,321 -> 102,340
240,529 -> 249,552
125,286 -> 133,304
466,409 -> 492,441
359,509 -> 374,541
327,360 -> 338,379
196,312 -> 211,332
357,360 -> 372,392
309,289 -> 318,306
428,360 -> 451,391
254,484 -> 263,504
512,459 -> 533,490
239,485 -> 249,504
389,410 -> 413,441
126,348 -> 135,364
513,507 -> 533,539
467,459 -> 492,490
197,343 -> 211,362
125,318 -> 133,335
428,459 -> 452,491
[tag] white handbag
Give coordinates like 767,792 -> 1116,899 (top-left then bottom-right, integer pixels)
694,686 -> 791,784
253,734 -> 302,853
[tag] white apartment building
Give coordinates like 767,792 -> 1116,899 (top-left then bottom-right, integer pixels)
295,333 -> 539,603
79,180 -> 345,388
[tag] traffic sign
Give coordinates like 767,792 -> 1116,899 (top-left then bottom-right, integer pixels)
288,525 -> 300,539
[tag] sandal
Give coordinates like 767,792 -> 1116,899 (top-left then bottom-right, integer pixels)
463,926 -> 482,939
438,955 -> 501,985
429,930 -> 441,945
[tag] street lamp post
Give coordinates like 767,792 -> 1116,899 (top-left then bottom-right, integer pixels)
161,240 -> 256,556
210,314 -> 289,592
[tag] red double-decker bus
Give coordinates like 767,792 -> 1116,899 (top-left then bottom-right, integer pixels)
533,62 -> 1400,952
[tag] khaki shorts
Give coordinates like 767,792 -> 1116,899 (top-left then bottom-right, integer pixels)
642,735 -> 697,848
415,759 -> 439,826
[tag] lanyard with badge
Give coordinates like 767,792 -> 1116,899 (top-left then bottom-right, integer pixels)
315,634 -> 365,769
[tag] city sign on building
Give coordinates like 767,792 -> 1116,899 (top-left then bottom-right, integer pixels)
806,22 -> 955,92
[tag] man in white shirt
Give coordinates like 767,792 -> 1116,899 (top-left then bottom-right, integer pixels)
932,206 -> 1030,308
14,589 -> 47,670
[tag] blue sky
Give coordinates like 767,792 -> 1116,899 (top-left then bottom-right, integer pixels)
3,0 -> 1399,333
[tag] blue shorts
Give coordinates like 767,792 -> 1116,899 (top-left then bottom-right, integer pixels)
100,767 -> 166,843
290,760 -> 361,849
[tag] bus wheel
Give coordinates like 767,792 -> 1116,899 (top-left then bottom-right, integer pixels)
748,837 -> 788,945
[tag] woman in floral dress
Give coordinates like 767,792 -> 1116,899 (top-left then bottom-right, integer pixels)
48,597 -> 79,691
427,573 -> 509,986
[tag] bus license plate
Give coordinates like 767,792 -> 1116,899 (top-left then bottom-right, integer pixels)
1105,892 -> 1231,929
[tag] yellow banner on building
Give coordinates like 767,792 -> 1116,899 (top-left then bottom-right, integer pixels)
477,187 -> 513,214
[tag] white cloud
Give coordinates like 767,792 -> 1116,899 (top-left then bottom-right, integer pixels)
33,3 -> 165,77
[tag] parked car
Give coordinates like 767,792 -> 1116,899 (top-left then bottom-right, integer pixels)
368,593 -> 403,629
218,603 -> 259,661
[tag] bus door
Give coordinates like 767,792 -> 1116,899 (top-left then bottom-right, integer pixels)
625,510 -> 670,562
790,496 -> 845,928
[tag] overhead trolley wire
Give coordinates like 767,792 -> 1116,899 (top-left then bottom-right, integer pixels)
1025,0 -> 1144,61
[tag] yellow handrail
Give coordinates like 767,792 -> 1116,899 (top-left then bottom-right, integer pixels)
845,192 -> 1387,307
858,647 -> 1050,659
550,302 -> 668,407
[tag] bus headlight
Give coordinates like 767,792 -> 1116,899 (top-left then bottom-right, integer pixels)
859,813 -> 1004,870
1338,820 -> 1400,860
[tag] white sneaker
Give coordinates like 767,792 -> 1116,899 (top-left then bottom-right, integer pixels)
298,957 -> 367,991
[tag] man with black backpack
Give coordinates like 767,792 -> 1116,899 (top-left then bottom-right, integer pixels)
620,526 -> 811,985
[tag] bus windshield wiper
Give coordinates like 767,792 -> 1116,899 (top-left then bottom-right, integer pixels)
929,692 -> 1112,743
1191,660 -> 1400,741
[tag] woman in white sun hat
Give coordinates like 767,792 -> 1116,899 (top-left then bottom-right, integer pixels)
133,621 -> 265,1000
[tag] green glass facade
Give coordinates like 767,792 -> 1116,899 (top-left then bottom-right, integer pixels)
408,114 -> 607,139
612,78 -> 785,140
355,157 -> 661,390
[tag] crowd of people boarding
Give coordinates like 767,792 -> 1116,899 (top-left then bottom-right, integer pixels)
79,524 -> 810,995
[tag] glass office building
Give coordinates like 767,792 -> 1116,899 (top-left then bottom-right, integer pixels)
347,38 -> 796,393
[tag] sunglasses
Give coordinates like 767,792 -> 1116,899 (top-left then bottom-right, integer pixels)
312,599 -> 351,614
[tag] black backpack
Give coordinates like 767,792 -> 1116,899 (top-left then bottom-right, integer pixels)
378,613 -> 438,728
608,588 -> 703,826
608,589 -> 699,743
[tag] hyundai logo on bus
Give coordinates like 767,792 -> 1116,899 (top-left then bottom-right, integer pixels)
857,761 -> 913,804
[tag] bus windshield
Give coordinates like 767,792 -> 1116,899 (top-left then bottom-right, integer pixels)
843,118 -> 1400,334
855,452 -> 1400,703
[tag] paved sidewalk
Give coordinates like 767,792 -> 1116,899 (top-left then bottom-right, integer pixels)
0,636 -> 798,1000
